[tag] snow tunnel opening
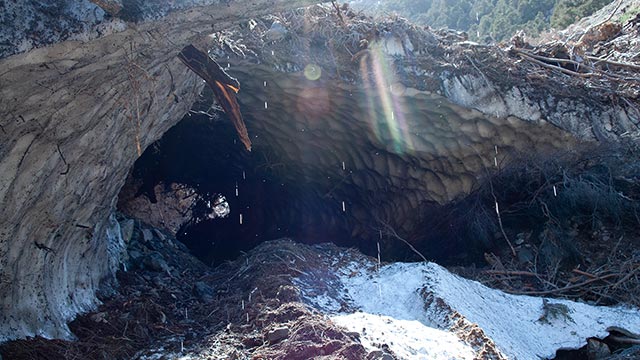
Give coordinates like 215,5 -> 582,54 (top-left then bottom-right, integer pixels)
117,98 -> 368,266
115,79 -> 546,268
116,66 -> 613,269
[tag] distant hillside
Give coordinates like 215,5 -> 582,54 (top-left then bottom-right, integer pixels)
350,0 -> 615,42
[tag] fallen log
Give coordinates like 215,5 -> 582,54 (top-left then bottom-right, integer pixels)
178,44 -> 252,151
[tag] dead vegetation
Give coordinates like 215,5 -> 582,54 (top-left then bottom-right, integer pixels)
211,2 -> 639,101
433,142 -> 640,307
0,220 -> 367,360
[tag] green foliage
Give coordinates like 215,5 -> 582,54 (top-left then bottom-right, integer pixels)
354,0 -> 614,42
617,5 -> 640,23
551,0 -> 614,28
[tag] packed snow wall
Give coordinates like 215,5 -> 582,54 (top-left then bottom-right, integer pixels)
0,0 -> 322,342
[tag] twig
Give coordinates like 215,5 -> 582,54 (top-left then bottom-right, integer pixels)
513,48 -> 583,68
515,51 -> 594,78
331,1 -> 346,26
490,179 -> 517,258
464,53 -> 490,86
483,270 -> 540,277
572,268 -> 598,278
34,241 -> 56,254
610,265 -> 640,290
376,217 -> 428,262
586,55 -> 640,71
509,273 -> 618,295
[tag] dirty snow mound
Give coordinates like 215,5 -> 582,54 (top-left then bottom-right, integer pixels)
295,245 -> 640,359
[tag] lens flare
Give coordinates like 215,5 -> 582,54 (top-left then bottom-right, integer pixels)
304,63 -> 322,81
359,44 -> 414,154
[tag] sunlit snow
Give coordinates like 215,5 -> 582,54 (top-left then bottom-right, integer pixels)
296,253 -> 640,359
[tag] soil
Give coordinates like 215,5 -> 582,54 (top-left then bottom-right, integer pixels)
1,209 -> 638,359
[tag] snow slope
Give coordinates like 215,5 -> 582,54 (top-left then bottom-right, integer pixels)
295,247 -> 640,359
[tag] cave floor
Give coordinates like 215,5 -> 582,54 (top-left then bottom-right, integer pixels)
0,219 -> 370,360
2,217 -> 640,360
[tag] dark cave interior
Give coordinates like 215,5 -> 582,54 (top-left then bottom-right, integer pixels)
119,83 -> 506,268
122,104 -> 368,267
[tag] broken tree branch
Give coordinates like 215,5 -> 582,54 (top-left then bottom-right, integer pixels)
331,1 -> 346,26
178,44 -> 252,151
375,215 -> 428,262
514,50 -> 594,78
586,55 -> 640,71
508,273 -> 619,296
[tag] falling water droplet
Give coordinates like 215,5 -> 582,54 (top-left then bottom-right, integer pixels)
342,201 -> 346,212
495,145 -> 498,155
235,182 -> 239,197
243,171 -> 246,180
265,101 -> 268,109
342,161 -> 346,170
494,157 -> 498,167
240,214 -> 243,224
264,81 -> 267,87
553,185 -> 557,197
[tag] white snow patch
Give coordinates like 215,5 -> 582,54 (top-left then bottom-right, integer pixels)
297,253 -> 640,360
340,263 -> 434,324
422,261 -> 640,359
332,312 -> 475,360
306,291 -> 342,313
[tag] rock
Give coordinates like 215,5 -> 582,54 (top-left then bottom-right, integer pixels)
265,21 -> 287,41
194,281 -> 215,302
515,232 -> 530,245
142,228 -> 154,243
275,285 -> 298,302
605,345 -> 640,359
587,338 -> 610,359
119,219 -> 135,244
90,312 -> 108,324
517,247 -> 535,264
345,331 -> 361,340
91,0 -> 123,16
242,336 -> 263,348
266,327 -> 290,343
128,249 -> 143,262
366,350 -> 394,360
153,229 -> 166,241
143,252 -> 170,273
